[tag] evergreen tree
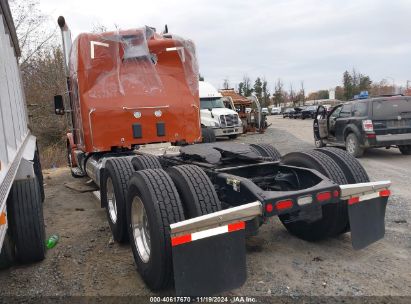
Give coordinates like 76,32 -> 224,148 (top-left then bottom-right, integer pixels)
261,78 -> 270,107
254,77 -> 263,101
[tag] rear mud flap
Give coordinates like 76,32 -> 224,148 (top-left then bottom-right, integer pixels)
171,223 -> 247,296
348,196 -> 388,250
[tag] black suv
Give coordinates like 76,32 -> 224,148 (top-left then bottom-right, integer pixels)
313,96 -> 411,157
301,105 -> 318,119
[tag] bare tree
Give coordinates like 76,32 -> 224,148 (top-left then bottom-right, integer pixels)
222,78 -> 230,89
91,22 -> 108,33
289,83 -> 297,106
9,0 -> 57,69
299,81 -> 305,106
10,0 -> 67,167
273,78 -> 284,107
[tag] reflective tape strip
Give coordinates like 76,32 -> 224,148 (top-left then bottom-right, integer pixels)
90,41 -> 109,59
171,221 -> 245,247
166,47 -> 184,52
348,189 -> 391,205
0,212 -> 6,225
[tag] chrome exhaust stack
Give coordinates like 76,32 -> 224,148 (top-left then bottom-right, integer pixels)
57,16 -> 72,76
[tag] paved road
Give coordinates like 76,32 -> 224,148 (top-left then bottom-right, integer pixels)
0,116 -> 410,298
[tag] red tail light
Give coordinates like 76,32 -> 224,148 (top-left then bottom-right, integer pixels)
265,203 -> 274,213
275,200 -> 293,211
379,189 -> 391,197
316,191 -> 331,202
348,197 -> 360,205
362,120 -> 374,132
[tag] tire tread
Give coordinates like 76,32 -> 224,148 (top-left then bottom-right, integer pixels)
250,143 -> 281,161
8,177 -> 45,263
168,165 -> 221,217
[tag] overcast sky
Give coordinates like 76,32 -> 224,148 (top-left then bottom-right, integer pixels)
39,0 -> 411,93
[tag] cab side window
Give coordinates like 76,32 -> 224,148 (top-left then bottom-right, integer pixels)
339,104 -> 352,118
352,102 -> 368,117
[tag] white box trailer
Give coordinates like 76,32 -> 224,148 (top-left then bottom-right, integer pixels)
0,0 -> 45,267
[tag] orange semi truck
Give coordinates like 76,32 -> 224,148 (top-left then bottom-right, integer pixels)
55,17 -> 392,296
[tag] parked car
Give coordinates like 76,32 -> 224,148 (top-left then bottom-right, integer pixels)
270,107 -> 281,115
313,96 -> 411,157
291,107 -> 304,119
301,105 -> 318,119
262,107 -> 269,115
283,108 -> 294,118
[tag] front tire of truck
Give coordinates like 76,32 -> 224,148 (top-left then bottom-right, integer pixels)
201,127 -> 216,143
7,177 -> 45,263
126,169 -> 185,290
101,158 -> 134,243
280,150 -> 349,241
250,143 -> 281,161
168,165 -> 221,218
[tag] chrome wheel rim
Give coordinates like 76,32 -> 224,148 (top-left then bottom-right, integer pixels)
131,196 -> 151,263
347,137 -> 355,154
106,177 -> 117,223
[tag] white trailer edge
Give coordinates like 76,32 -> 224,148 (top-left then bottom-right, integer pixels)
0,0 -> 45,267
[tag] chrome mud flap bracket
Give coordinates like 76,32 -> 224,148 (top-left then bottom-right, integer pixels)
170,202 -> 262,296
340,181 -> 391,250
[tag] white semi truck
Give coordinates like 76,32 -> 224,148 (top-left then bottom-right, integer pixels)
199,81 -> 242,139
0,0 -> 45,267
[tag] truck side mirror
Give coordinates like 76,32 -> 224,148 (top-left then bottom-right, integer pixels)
54,95 -> 65,115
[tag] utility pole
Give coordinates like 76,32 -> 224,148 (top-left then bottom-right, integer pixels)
385,76 -> 395,94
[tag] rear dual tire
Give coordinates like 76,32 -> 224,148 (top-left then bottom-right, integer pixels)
126,169 -> 185,290
6,177 -> 46,263
132,154 -> 162,171
0,234 -> 15,269
280,150 -> 349,241
315,147 -> 369,184
315,147 -> 370,233
250,143 -> 281,161
168,165 -> 221,218
101,158 -> 134,243
126,166 -> 221,290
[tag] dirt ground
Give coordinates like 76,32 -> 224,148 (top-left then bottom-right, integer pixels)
0,116 -> 410,298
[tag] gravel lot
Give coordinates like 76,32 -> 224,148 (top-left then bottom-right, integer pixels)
0,116 -> 410,298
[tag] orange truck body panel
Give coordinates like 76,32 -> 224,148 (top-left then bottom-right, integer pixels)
69,29 -> 201,153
